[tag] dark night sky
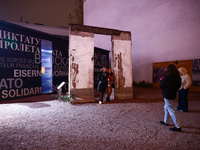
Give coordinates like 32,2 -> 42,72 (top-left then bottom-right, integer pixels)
0,0 -> 83,27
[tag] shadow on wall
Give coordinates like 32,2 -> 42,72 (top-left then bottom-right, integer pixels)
132,80 -> 152,88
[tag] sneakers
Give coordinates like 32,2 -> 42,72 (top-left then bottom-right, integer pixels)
175,107 -> 185,112
99,101 -> 106,104
160,121 -> 169,126
169,127 -> 182,132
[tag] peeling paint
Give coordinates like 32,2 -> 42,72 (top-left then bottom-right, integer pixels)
91,55 -> 94,61
88,69 -> 93,87
118,52 -> 125,90
69,24 -> 132,100
72,63 -> 79,89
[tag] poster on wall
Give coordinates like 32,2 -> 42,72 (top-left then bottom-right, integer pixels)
192,59 -> 200,87
0,20 -> 69,101
0,21 -> 42,101
153,67 -> 167,83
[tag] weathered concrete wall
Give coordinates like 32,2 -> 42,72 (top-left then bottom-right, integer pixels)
69,25 -> 133,100
84,0 -> 200,83
112,32 -> 133,99
69,30 -> 94,100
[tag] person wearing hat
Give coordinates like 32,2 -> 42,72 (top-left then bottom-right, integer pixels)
176,67 -> 192,112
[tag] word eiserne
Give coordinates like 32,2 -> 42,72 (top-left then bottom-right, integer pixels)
0,78 -> 41,99
14,70 -> 41,77
0,30 -> 40,53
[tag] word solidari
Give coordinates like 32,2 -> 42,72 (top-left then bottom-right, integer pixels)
0,78 -> 41,99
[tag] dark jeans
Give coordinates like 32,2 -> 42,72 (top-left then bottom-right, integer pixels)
178,88 -> 189,112
99,92 -> 104,102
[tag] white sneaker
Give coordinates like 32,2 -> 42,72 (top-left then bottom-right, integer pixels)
99,101 -> 102,104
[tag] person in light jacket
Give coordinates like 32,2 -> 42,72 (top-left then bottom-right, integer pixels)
160,64 -> 182,132
176,67 -> 192,112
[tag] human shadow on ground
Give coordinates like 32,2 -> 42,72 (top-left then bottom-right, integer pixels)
182,125 -> 200,130
181,131 -> 200,135
187,109 -> 200,113
180,125 -> 200,135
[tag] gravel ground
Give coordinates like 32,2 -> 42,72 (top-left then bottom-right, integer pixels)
0,88 -> 200,150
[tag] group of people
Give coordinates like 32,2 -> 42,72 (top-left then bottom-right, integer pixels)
160,64 -> 191,132
96,64 -> 191,132
97,67 -> 115,104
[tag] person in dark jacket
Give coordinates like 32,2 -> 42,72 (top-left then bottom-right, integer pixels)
97,67 -> 108,104
160,64 -> 182,132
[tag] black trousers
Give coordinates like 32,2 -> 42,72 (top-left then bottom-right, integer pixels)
99,92 -> 104,102
178,89 -> 189,112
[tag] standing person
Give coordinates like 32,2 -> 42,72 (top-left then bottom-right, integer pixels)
106,68 -> 115,102
97,67 -> 108,104
176,67 -> 192,112
160,64 -> 182,132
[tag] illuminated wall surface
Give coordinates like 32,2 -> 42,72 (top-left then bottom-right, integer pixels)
0,20 -> 109,101
84,0 -> 200,83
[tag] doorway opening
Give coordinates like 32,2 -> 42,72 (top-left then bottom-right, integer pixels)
94,34 -> 113,100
